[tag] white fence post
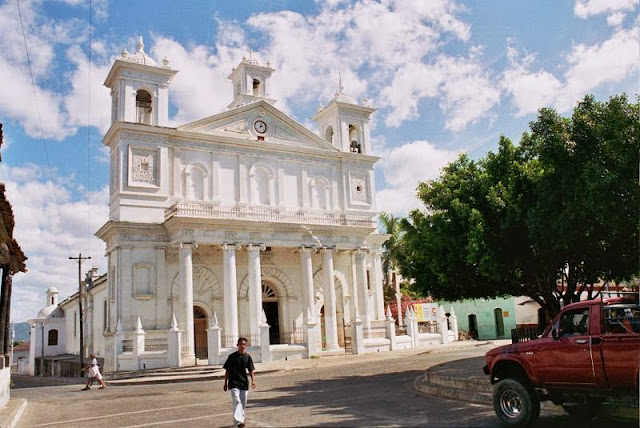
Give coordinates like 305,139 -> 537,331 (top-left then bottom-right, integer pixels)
385,305 -> 397,351
167,313 -> 182,368
260,310 -> 271,363
133,316 -> 146,370
450,307 -> 459,341
351,318 -> 365,354
439,306 -> 450,345
207,312 -> 222,365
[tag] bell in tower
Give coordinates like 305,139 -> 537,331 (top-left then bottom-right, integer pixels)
227,52 -> 276,109
312,74 -> 376,154
104,36 -> 178,127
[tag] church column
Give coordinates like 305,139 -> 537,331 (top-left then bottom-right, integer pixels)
299,246 -> 315,324
354,248 -> 371,332
369,250 -> 385,320
119,246 -> 133,328
247,244 -> 264,345
155,246 -> 167,329
222,243 -> 239,347
179,243 -> 196,360
320,247 -> 339,349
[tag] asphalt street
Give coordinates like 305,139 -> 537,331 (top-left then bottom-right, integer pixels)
10,344 -> 628,427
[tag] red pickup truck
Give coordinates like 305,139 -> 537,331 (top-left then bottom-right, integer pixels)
484,294 -> 640,426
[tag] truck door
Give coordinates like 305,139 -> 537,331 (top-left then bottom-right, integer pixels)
600,303 -> 640,389
536,307 -> 597,386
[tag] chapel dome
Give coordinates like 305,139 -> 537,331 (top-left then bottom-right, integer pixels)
122,36 -> 158,67
46,286 -> 59,294
36,305 -> 62,319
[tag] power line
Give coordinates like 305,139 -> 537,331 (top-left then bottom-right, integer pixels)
87,0 -> 93,253
15,0 -> 66,235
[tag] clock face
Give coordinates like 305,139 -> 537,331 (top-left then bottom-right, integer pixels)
254,120 -> 267,134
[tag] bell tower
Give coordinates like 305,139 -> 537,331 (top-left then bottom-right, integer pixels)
227,53 -> 276,109
312,76 -> 376,154
104,37 -> 177,127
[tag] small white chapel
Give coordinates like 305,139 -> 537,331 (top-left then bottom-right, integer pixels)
27,36 -> 408,373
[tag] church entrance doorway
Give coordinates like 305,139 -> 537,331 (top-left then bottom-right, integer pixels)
262,282 -> 280,344
193,306 -> 208,359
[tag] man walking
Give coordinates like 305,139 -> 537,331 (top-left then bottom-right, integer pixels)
223,337 -> 256,428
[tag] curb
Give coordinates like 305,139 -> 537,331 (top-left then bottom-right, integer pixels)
107,368 -> 282,386
413,373 -> 492,404
0,397 -> 27,428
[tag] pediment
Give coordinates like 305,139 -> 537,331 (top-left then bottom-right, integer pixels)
178,101 -> 338,152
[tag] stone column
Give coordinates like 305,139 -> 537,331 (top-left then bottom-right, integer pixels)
222,243 -> 239,347
320,247 -> 339,349
247,244 -> 264,345
299,246 -> 315,326
179,243 -> 196,360
260,311 -> 271,363
369,250 -> 385,320
354,249 -> 371,333
394,272 -> 403,327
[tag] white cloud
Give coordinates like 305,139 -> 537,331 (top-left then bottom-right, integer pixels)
63,45 -> 113,134
606,12 -> 626,26
0,164 -> 108,322
574,0 -> 636,18
376,140 -> 460,216
503,26 -> 639,115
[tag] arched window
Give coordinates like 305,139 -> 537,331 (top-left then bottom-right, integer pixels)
48,329 -> 58,346
262,282 -> 277,300
136,90 -> 152,124
349,125 -> 361,153
324,126 -> 334,145
253,78 -> 261,96
252,168 -> 271,205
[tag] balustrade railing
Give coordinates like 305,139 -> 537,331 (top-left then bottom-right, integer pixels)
145,337 -> 168,351
165,202 -> 375,228
282,328 -> 305,344
122,339 -> 133,353
363,325 -> 387,339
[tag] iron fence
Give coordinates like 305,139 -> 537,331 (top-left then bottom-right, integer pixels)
364,325 -> 387,339
282,328 -> 304,344
122,339 -> 133,353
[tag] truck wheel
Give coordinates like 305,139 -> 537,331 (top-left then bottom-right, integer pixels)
493,378 -> 540,427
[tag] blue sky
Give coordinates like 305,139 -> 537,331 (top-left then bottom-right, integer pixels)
0,0 -> 638,322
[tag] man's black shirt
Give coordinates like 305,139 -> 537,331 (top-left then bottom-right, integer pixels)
223,351 -> 255,390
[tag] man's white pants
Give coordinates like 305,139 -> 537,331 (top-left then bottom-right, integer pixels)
230,388 -> 248,426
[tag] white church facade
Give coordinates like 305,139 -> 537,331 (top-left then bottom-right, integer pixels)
27,39 -> 459,374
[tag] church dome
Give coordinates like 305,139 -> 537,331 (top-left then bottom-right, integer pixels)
122,37 -> 158,67
333,90 -> 358,105
36,305 -> 62,319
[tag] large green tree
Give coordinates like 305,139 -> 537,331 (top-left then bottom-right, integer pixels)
398,94 -> 639,319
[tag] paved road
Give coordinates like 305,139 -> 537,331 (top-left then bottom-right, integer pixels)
10,344 -> 624,427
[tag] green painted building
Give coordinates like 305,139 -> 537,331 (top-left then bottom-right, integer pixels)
439,297 -> 518,340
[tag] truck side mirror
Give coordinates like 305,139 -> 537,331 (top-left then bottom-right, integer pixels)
552,328 -> 558,340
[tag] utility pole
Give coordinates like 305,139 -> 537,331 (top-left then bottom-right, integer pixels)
69,253 -> 91,377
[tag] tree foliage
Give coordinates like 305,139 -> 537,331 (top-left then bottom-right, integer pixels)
398,94 -> 639,318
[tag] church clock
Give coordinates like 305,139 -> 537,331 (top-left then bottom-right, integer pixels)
254,119 -> 268,134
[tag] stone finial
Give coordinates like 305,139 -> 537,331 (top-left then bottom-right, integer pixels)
137,36 -> 144,52
170,313 -> 178,330
211,311 -> 219,328
261,309 -> 268,324
162,57 -> 171,67
450,306 -> 457,318
116,319 -> 123,333
136,316 -> 144,332
121,48 -> 129,59
386,305 -> 393,320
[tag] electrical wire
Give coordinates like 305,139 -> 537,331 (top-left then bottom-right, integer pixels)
15,0 -> 65,235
